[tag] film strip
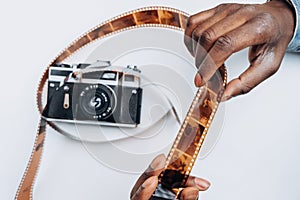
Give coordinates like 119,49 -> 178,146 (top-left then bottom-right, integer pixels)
15,7 -> 190,200
151,66 -> 227,199
15,6 -> 227,200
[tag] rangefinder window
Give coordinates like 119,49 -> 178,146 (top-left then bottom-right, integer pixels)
50,70 -> 73,77
101,72 -> 117,80
44,61 -> 142,127
125,74 -> 134,82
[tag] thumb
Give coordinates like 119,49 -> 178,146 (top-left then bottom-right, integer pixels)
131,176 -> 158,200
222,50 -> 282,101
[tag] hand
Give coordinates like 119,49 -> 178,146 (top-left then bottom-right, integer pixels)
130,154 -> 211,200
184,0 -> 295,101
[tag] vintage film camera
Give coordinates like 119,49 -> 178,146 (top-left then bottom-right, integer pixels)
43,61 -> 143,127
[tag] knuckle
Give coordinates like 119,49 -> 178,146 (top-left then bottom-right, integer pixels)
187,15 -> 198,27
192,26 -> 203,41
257,13 -> 275,25
216,3 -> 229,11
241,85 -> 252,95
214,35 -> 234,52
239,4 -> 256,14
253,13 -> 276,34
238,78 -> 252,95
216,3 -> 241,12
199,29 -> 216,46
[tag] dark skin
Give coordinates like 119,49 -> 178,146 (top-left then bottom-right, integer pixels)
130,154 -> 210,200
185,0 -> 295,101
131,0 -> 295,199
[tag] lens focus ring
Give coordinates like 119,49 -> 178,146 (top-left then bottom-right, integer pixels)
79,84 -> 116,120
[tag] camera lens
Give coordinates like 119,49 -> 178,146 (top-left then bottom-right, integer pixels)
79,84 -> 116,120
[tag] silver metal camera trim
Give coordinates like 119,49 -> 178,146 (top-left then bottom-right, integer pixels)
43,117 -> 137,128
47,62 -> 142,128
49,66 -> 80,83
77,82 -> 118,122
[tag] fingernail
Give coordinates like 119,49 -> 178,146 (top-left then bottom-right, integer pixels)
195,178 -> 211,190
149,154 -> 166,171
194,73 -> 202,87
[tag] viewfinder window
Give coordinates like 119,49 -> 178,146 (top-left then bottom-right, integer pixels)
125,74 -> 134,82
101,72 -> 117,80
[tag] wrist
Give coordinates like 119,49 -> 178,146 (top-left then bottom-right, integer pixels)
267,0 -> 298,51
268,0 -> 296,43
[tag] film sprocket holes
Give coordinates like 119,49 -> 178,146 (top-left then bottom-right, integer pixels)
43,61 -> 143,127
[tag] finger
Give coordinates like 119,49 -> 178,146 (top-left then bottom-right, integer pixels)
195,14 -> 275,86
191,4 -> 247,55
179,187 -> 200,200
222,47 -> 283,101
131,176 -> 158,200
194,5 -> 255,64
185,176 -> 211,191
130,154 -> 166,198
190,9 -> 230,55
184,8 -> 216,56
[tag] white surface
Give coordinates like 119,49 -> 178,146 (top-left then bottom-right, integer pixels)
55,27 -> 197,143
1,0 -> 300,200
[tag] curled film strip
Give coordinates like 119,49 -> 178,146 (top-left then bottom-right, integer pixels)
15,7 -> 227,200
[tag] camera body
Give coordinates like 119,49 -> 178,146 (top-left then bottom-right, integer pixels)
43,61 -> 142,127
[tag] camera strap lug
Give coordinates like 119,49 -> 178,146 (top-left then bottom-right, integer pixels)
16,7 -> 190,200
63,93 -> 70,109
15,6 -> 226,200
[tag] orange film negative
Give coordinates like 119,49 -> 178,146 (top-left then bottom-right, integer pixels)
16,7 -> 191,200
151,65 -> 226,200
15,7 -> 227,200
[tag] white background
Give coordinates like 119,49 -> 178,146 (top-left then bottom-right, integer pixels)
1,0 -> 300,199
